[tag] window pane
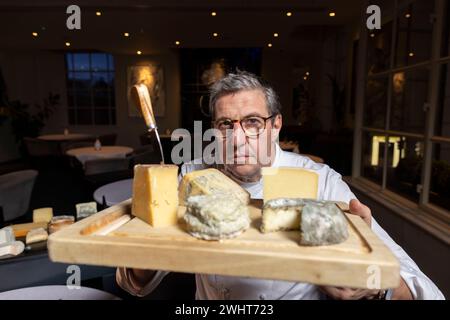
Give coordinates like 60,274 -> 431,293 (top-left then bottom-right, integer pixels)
73,72 -> 91,90
390,68 -> 429,133
110,109 -> 116,124
107,54 -> 114,71
93,90 -> 109,107
367,21 -> 392,75
68,108 -> 76,124
386,136 -> 423,203
395,1 -> 434,67
365,76 -> 388,128
92,72 -> 109,89
436,63 -> 450,137
91,53 -> 108,71
73,53 -> 90,71
75,90 -> 92,107
107,72 -> 115,90
361,131 -> 384,185
94,109 -> 110,125
430,142 -> 450,210
67,90 -> 75,107
76,108 -> 92,125
66,53 -> 73,71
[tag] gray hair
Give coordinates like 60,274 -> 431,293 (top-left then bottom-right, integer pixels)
209,71 -> 281,119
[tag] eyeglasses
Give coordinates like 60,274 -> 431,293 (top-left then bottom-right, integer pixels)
212,114 -> 276,138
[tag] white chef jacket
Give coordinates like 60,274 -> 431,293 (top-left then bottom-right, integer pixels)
117,144 -> 444,300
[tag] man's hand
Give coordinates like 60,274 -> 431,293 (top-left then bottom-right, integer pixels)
349,199 -> 372,226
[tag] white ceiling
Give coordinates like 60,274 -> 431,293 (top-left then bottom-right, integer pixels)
0,0 -> 363,54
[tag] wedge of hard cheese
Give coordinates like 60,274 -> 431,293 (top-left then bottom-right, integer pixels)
132,164 -> 179,227
179,168 -> 250,205
262,167 -> 318,202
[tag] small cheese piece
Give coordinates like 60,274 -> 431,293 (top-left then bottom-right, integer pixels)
48,216 -> 75,234
132,164 -> 179,227
76,202 -> 97,220
179,168 -> 250,205
262,167 -> 318,203
0,227 -> 15,247
32,207 -> 53,223
183,194 -> 250,240
261,198 -> 349,246
11,222 -> 48,238
25,227 -> 48,245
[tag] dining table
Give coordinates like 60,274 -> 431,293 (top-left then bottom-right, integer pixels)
66,146 -> 133,166
37,133 -> 95,141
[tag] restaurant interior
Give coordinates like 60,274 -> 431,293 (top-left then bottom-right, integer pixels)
0,0 -> 448,299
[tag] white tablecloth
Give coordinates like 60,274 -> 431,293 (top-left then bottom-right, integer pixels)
93,179 -> 133,206
66,146 -> 133,165
38,133 -> 94,141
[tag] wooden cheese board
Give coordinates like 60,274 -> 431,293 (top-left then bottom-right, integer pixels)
48,199 -> 400,289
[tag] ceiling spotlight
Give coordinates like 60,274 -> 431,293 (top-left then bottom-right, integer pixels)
370,33 -> 375,38
409,52 -> 414,57
286,12 -> 292,17
405,13 -> 411,18
123,32 -> 130,37
211,11 -> 217,16
306,72 -> 310,76
96,11 -> 102,16
175,41 -> 180,45
137,50 -> 142,55
267,43 -> 273,47
65,42 -> 71,47
273,33 -> 279,37
329,12 -> 336,17
303,76 -> 308,80
32,32 -> 38,37
213,32 -> 218,37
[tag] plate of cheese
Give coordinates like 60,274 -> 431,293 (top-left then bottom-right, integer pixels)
48,165 -> 400,289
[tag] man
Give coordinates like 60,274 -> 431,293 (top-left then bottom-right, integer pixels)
117,71 -> 444,300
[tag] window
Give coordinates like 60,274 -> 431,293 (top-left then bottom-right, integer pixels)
66,53 -> 116,125
354,0 -> 450,218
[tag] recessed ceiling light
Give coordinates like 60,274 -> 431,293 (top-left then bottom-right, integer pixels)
65,42 -> 71,47
96,11 -> 102,16
267,43 -> 273,47
306,72 -> 310,76
124,32 -> 130,37
405,13 -> 411,18
32,32 -> 38,37
329,12 -> 336,17
409,52 -> 414,57
370,33 -> 375,38
211,11 -> 217,16
303,76 -> 308,80
175,41 -> 180,45
286,12 -> 292,17
137,50 -> 142,55
213,32 -> 218,37
273,33 -> 279,37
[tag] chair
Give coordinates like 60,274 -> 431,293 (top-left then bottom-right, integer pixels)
23,137 -> 61,157
0,170 -> 38,222
98,133 -> 117,146
127,146 -> 161,167
84,158 -> 130,176
0,285 -> 119,300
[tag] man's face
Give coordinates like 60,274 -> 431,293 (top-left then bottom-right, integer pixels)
213,89 -> 282,181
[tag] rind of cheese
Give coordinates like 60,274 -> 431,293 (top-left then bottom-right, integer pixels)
261,198 -> 349,246
262,167 -> 318,202
183,194 -> 250,240
26,227 -> 48,245
179,168 -> 250,205
132,164 -> 179,227
0,227 -> 15,246
32,207 -> 53,223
